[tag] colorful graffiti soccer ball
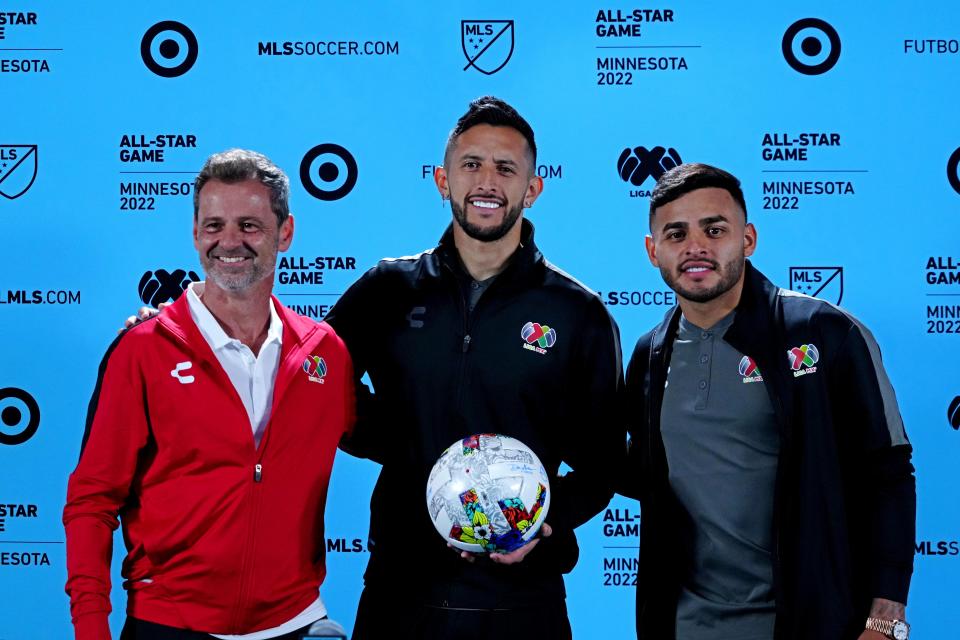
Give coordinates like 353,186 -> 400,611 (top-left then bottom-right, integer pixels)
426,433 -> 550,553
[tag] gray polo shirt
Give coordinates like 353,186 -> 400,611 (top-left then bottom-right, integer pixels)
661,311 -> 779,640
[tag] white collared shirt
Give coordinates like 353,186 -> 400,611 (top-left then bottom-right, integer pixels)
185,282 -> 327,638
186,282 -> 283,448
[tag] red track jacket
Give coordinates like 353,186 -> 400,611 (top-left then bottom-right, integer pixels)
63,294 -> 354,639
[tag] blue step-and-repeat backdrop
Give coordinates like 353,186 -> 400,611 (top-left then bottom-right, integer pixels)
1,3 -> 958,638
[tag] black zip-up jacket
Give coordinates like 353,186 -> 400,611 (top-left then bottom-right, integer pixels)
326,219 -> 625,608
621,262 -> 915,640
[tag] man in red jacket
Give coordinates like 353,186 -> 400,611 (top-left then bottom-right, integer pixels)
63,149 -> 354,640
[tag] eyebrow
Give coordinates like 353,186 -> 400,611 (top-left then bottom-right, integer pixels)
458,153 -> 519,167
659,215 -> 730,234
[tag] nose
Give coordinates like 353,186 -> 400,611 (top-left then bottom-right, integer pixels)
472,165 -> 501,195
683,232 -> 709,256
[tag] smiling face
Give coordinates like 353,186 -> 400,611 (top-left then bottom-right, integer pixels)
193,179 -> 293,294
646,187 -> 756,308
435,124 -> 542,243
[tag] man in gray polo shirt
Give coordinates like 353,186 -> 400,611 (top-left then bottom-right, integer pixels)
621,163 -> 916,640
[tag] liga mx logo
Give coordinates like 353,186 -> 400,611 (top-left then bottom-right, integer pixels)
618,146 -> 682,188
462,20 -> 515,75
789,267 -> 843,304
782,18 -> 841,75
141,20 -> 199,77
521,321 -> 556,355
0,145 -> 38,200
303,355 -> 327,384
138,268 -> 200,306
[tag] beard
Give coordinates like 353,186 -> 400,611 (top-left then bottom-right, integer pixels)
660,256 -> 745,303
450,198 -> 523,242
202,244 -> 273,292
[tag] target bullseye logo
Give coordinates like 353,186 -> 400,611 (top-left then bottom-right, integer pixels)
947,147 -> 960,196
0,387 -> 40,446
141,20 -> 199,78
300,144 -> 358,201
782,18 -> 841,75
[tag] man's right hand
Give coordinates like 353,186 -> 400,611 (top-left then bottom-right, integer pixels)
120,303 -> 168,333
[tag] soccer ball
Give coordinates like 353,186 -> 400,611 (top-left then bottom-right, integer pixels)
426,433 -> 550,553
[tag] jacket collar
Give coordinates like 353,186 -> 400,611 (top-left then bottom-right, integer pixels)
157,287 -> 319,359
651,260 -> 778,356
435,217 -> 544,285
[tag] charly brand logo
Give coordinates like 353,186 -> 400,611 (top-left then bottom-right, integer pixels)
787,344 -> 819,377
0,387 -> 40,446
782,18 -> 841,75
141,20 -> 199,77
617,146 -> 681,197
461,20 -> 515,74
521,321 -> 556,355
949,396 -> 960,430
300,144 -> 358,201
947,147 -> 960,195
170,362 -> 195,385
407,306 -> 426,329
789,267 -> 843,304
0,145 -> 38,200
303,355 -> 328,383
138,269 -> 200,306
738,356 -> 763,384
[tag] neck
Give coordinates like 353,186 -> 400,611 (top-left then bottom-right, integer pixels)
198,280 -> 274,355
451,219 -> 523,281
677,277 -> 745,330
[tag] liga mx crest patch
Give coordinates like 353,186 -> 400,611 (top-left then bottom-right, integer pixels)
787,344 -> 819,377
521,322 -> 556,355
0,145 -> 38,199
738,356 -> 763,383
303,355 -> 327,384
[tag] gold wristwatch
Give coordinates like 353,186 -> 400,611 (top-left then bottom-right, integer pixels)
865,617 -> 910,640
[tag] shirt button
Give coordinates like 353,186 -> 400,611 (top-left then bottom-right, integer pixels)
698,380 -> 707,390
701,332 -> 710,340
471,282 -> 480,290
700,355 -> 709,364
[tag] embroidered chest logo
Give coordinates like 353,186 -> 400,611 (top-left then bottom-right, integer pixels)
521,321 -> 556,355
170,361 -> 195,385
787,344 -> 819,377
303,355 -> 328,384
738,356 -> 764,383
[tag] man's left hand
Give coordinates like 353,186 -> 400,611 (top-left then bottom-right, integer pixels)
489,523 -> 552,565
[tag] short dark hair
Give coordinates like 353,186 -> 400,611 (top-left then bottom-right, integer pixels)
444,96 -> 537,170
649,163 -> 747,229
194,149 -> 290,226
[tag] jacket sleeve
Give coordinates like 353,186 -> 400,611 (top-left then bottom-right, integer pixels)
618,333 -> 652,501
62,334 -> 151,640
326,267 -> 388,464
550,298 -> 626,533
830,317 -> 916,604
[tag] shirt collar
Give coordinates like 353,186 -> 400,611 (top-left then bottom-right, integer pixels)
186,282 -> 283,352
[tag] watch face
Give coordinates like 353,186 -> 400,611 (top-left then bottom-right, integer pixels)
892,621 -> 909,640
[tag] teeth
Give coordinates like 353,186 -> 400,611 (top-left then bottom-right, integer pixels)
685,267 -> 710,273
218,257 -> 246,263
471,200 -> 500,209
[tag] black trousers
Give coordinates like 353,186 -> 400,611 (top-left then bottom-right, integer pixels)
120,617 -> 315,640
351,585 -> 573,640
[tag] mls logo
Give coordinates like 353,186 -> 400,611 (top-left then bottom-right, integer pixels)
0,145 -> 38,200
789,266 -> 843,304
461,20 -> 514,75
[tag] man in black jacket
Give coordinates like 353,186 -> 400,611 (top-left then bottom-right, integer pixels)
326,97 -> 624,639
622,162 -> 915,640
